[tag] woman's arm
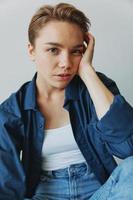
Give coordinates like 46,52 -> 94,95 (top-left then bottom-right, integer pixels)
78,33 -> 133,158
0,109 -> 25,200
78,33 -> 114,120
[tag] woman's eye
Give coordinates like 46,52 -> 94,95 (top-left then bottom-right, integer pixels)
72,49 -> 83,55
48,48 -> 59,55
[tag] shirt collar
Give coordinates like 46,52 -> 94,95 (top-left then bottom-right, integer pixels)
24,73 -> 80,110
24,73 -> 38,110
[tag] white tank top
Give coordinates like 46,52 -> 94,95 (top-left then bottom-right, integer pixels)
41,123 -> 85,171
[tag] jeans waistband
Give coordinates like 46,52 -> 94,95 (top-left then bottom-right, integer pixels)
41,162 -> 90,178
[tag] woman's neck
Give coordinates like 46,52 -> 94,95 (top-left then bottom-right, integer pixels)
36,76 -> 65,101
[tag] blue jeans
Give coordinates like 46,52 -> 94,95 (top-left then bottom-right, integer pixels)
25,156 -> 133,200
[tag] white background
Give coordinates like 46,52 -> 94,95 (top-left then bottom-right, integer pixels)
0,0 -> 133,105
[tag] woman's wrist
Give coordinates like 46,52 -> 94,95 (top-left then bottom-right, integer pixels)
79,64 -> 96,84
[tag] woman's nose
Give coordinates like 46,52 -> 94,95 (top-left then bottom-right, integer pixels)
59,53 -> 72,69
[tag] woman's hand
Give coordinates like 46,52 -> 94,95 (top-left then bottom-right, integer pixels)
77,32 -> 114,120
78,32 -> 95,80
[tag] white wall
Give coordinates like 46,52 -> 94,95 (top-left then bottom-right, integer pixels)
0,0 -> 133,105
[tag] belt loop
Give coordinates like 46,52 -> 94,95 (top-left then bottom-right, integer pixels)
85,161 -> 89,173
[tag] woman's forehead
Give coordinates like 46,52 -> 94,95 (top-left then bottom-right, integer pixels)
36,21 -> 84,44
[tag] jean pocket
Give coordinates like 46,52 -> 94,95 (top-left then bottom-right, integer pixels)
77,162 -> 91,177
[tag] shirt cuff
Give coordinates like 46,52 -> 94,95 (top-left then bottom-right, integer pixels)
96,95 -> 133,143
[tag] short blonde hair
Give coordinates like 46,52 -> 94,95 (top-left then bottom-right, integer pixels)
28,3 -> 91,46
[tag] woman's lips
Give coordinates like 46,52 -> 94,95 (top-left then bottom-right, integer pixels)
54,74 -> 72,81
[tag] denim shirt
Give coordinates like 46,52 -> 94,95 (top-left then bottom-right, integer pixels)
0,72 -> 133,200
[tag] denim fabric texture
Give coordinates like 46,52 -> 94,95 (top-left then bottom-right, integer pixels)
1,73 -> 133,199
24,156 -> 133,200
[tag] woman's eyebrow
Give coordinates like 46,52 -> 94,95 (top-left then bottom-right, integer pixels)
44,42 -> 63,47
73,44 -> 84,48
44,42 -> 84,48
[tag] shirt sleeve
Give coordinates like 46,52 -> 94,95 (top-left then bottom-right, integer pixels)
89,73 -> 133,158
97,95 -> 133,143
0,109 -> 25,200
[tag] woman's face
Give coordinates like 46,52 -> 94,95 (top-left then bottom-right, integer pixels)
28,20 -> 84,90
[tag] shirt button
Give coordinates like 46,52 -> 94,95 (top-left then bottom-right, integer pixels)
39,124 -> 43,129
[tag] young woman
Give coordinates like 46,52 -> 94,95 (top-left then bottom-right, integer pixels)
0,3 -> 133,200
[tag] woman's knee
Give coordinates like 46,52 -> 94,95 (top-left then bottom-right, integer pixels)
111,155 -> 133,182
119,156 -> 133,176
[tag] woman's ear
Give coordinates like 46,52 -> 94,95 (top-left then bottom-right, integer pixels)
27,43 -> 35,62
